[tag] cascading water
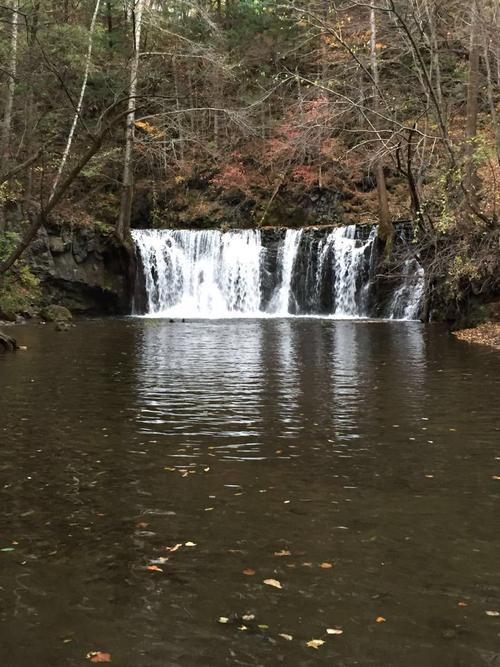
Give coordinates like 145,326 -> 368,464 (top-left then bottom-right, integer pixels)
132,226 -> 424,320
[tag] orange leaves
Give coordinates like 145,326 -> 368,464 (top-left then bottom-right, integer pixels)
273,550 -> 291,557
319,562 -> 333,569
86,652 -> 111,663
147,565 -> 163,573
375,616 -> 386,623
242,568 -> 256,576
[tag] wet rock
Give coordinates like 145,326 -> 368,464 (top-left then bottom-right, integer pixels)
40,305 -> 72,322
0,331 -> 19,352
55,320 -> 72,332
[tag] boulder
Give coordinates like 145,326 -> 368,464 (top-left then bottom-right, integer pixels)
40,304 -> 73,322
0,331 -> 19,352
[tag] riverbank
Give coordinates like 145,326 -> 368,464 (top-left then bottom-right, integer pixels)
452,322 -> 500,351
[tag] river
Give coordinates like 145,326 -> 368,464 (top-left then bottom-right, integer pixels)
1,318 -> 499,666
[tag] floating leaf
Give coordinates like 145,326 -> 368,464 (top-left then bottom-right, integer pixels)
263,578 -> 282,589
146,565 -> 163,572
320,562 -> 333,569
1,548 -> 15,553
258,624 -> 269,630
458,601 -> 468,608
376,616 -> 386,623
492,476 -> 500,481
273,550 -> 291,557
165,543 -> 183,553
279,633 -> 293,641
185,542 -> 196,547
242,613 -> 255,621
243,568 -> 256,576
136,522 -> 149,529
86,652 -> 111,663
326,628 -> 343,635
306,639 -> 325,649
486,610 -> 500,617
238,625 -> 248,631
218,617 -> 229,624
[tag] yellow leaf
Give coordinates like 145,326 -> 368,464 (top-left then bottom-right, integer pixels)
376,616 -> 386,623
273,550 -> 291,557
263,578 -> 282,589
326,628 -> 343,635
320,562 -> 333,569
306,639 -> 325,649
279,633 -> 293,641
243,568 -> 256,576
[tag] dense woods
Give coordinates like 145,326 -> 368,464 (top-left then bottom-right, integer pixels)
0,0 -> 499,322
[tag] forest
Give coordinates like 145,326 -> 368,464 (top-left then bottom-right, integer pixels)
2,4 -> 500,665
0,0 -> 498,328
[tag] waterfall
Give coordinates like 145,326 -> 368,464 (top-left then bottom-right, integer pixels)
270,229 -> 303,314
132,226 -> 424,320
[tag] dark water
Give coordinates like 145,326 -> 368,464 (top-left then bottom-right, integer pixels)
1,319 -> 500,666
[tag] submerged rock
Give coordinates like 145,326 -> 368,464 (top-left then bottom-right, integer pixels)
54,320 -> 72,332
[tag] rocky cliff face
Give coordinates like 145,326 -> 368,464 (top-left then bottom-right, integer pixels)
29,224 -> 132,315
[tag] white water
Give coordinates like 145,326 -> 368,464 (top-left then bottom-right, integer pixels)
270,229 -> 303,314
132,226 -> 424,320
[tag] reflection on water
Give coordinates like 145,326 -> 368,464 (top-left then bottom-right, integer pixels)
0,319 -> 499,667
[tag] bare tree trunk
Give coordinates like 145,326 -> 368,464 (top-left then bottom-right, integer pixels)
484,40 -> 500,163
369,7 -> 393,247
0,0 -> 20,232
51,0 -> 102,199
465,0 -> 481,198
24,1 -> 40,208
117,0 -> 147,240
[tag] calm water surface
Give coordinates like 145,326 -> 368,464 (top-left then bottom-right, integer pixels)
1,319 -> 499,666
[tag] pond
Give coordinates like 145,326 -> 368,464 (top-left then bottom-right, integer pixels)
1,319 -> 499,666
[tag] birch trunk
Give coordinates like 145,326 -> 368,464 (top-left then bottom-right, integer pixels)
117,0 -> 147,240
465,1 -> 481,199
51,0 -> 102,199
369,7 -> 392,247
1,1 -> 19,167
0,0 -> 20,231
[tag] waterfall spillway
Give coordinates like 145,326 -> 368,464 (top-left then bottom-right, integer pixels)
132,226 -> 424,320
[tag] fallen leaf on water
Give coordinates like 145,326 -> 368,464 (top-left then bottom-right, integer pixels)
243,568 -> 256,576
458,601 -> 468,608
258,624 -> 269,630
164,467 -> 176,471
218,617 -> 229,624
1,548 -> 15,553
238,625 -> 248,631
279,633 -> 293,641
376,616 -> 386,623
185,542 -> 197,547
204,467 -> 210,472
492,476 -> 500,481
165,543 -> 183,553
302,562 -> 313,567
326,628 -> 343,635
136,522 -> 149,529
320,562 -> 333,569
86,652 -> 111,663
306,639 -> 325,649
273,550 -> 291,557
204,507 -> 214,511
263,578 -> 282,589
146,565 -> 163,572
486,610 -> 500,617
